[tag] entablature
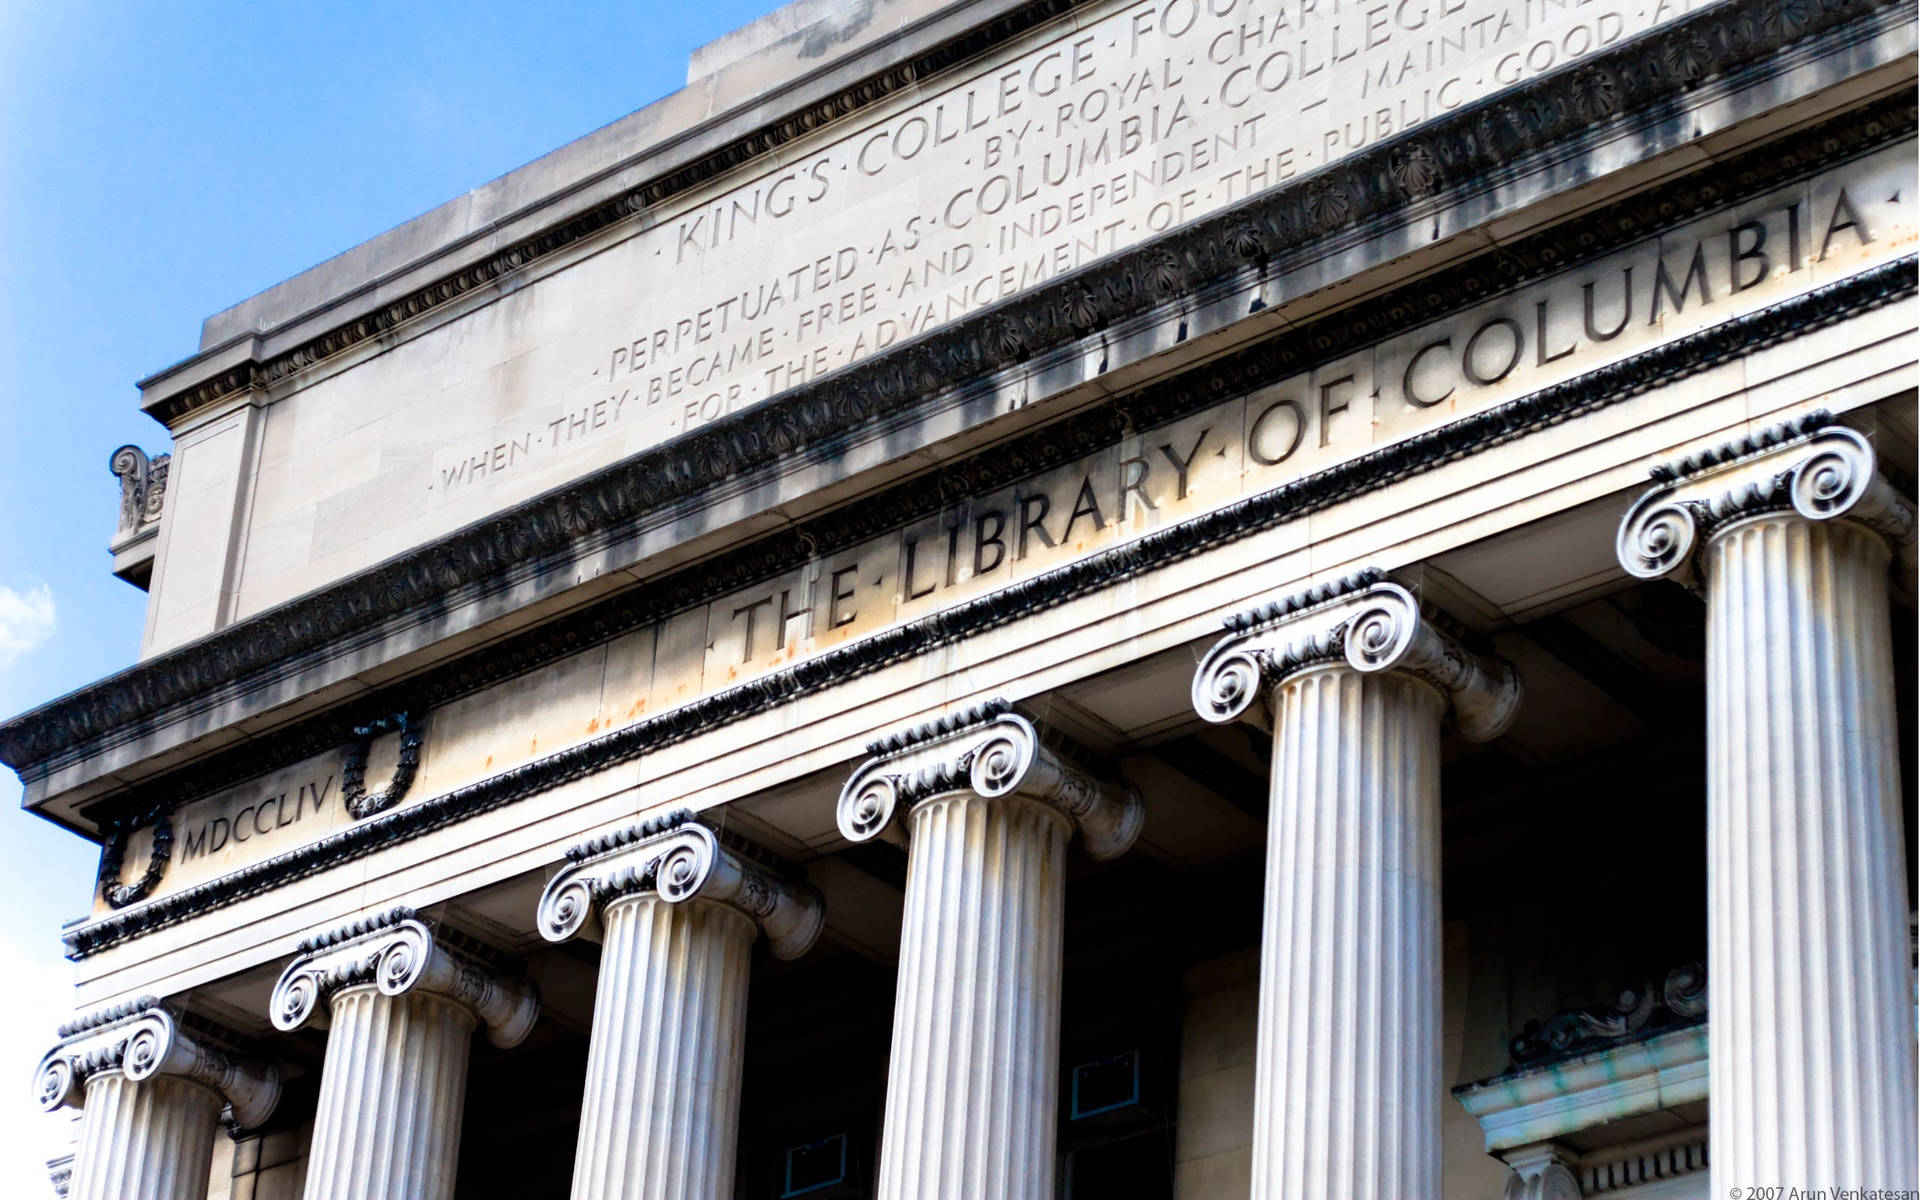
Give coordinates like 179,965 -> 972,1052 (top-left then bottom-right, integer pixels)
5,4 -> 1911,835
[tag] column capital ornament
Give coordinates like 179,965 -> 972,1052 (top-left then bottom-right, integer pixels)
1193,570 -> 1521,741
836,700 -> 1144,859
1501,1141 -> 1584,1200
1618,411 -> 1917,589
31,995 -> 279,1128
536,810 -> 825,958
269,907 -> 538,1048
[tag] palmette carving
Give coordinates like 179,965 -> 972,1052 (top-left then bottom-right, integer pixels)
1618,414 -> 1917,589
269,909 -> 536,1048
837,704 -> 1143,860
537,818 -> 824,960
1194,575 -> 1521,741
31,997 -> 279,1129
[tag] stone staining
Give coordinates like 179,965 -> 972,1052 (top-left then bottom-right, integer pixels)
536,815 -> 824,1200
1194,575 -> 1520,1200
269,909 -> 538,1200
837,703 -> 1142,1200
33,998 -> 279,1200
1619,414 -> 1919,1190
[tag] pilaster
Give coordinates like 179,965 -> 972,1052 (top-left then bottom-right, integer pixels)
34,997 -> 279,1200
269,908 -> 536,1200
837,701 -> 1142,1200
1194,572 -> 1519,1200
537,811 -> 823,1200
1618,413 -> 1918,1190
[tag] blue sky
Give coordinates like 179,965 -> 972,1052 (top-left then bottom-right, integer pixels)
0,0 -> 779,1187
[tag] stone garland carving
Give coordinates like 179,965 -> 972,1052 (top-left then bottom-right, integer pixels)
340,708 -> 426,819
1508,962 -> 1708,1066
3,0 -> 1901,778
95,801 -> 173,909
108,446 -> 168,543
1618,414 -> 1917,591
1193,574 -> 1521,741
58,255 -> 1918,960
836,703 -> 1143,859
31,996 -> 279,1129
536,811 -> 825,959
269,907 -> 538,1048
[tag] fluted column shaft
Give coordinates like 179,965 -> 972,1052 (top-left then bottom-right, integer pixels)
1253,665 -> 1443,1200
570,896 -> 754,1200
1192,574 -> 1517,1200
537,813 -> 824,1200
69,1073 -> 224,1200
1704,515 -> 1916,1186
877,791 -> 1068,1200
301,988 -> 476,1200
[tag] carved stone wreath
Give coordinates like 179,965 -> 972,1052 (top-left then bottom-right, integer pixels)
341,709 -> 425,820
96,804 -> 173,910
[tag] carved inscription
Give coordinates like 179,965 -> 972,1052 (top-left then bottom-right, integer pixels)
177,775 -> 336,862
139,146 -> 1914,906
424,0 -> 1716,499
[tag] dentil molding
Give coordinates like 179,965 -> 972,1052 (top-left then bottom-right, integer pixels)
536,810 -> 824,959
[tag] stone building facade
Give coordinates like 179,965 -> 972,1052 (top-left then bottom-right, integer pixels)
7,0 -> 1917,1196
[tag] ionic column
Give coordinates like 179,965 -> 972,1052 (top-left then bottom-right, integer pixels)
536,811 -> 824,1200
1618,413 -> 1918,1189
270,908 -> 538,1200
838,700 -> 1144,1200
1193,572 -> 1520,1200
33,997 -> 279,1200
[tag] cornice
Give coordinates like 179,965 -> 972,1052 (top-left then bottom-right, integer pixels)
60,91 -> 1916,852
57,254 -> 1920,958
2,0 -> 1903,784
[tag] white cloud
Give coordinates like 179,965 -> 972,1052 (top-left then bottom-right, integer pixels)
0,935 -> 76,1195
0,583 -> 54,664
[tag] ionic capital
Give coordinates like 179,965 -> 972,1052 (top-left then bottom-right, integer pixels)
270,908 -> 538,1048
537,810 -> 825,959
32,996 -> 279,1128
1501,1142 -> 1584,1200
1192,570 -> 1521,741
1617,411 -> 1916,590
836,700 -> 1144,860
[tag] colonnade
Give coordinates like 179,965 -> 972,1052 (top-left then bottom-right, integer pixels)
31,415 -> 1915,1199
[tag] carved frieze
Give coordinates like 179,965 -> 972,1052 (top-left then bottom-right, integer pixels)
537,812 -> 824,959
58,251 -> 1919,960
32,996 -> 279,1129
1193,573 -> 1520,740
1618,412 -> 1917,591
837,702 -> 1142,859
50,105 -> 1920,957
2,0 -> 1904,782
269,908 -> 537,1048
1508,962 -> 1708,1067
